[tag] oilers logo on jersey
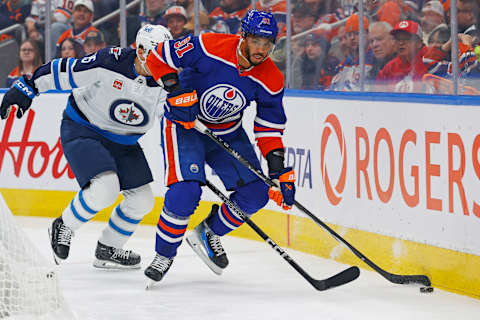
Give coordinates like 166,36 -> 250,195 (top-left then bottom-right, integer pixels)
110,99 -> 149,126
199,84 -> 246,121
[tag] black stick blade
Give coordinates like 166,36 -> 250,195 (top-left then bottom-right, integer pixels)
385,274 -> 431,286
312,266 -> 360,291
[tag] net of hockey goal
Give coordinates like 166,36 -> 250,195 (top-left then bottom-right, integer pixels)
0,192 -> 73,319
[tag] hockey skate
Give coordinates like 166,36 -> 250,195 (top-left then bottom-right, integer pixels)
48,217 -> 73,265
185,205 -> 229,275
144,253 -> 174,289
93,241 -> 141,269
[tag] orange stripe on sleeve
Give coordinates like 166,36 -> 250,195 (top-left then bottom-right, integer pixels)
146,43 -> 177,82
256,137 -> 284,157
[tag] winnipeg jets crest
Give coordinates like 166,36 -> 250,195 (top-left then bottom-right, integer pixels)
199,84 -> 246,121
110,99 -> 149,126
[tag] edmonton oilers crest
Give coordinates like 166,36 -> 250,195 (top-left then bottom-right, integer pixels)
199,84 -> 246,121
110,99 -> 149,126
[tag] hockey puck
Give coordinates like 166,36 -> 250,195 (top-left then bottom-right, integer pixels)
420,286 -> 434,293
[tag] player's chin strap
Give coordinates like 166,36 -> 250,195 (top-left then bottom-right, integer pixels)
193,119 -> 431,288
137,51 -> 151,75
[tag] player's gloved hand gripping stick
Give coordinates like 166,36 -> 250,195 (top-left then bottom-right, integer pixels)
193,120 -> 431,287
164,88 -> 199,129
0,76 -> 37,120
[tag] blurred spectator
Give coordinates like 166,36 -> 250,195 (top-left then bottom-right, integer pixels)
175,0 -> 208,22
91,0 -> 126,46
427,24 -> 451,48
56,0 -> 98,57
0,0 -> 32,42
202,0 -> 220,13
292,33 -> 339,90
59,37 -> 85,58
184,11 -> 211,34
303,0 -> 339,21
25,0 -> 75,45
6,38 -> 43,87
164,5 -> 190,39
420,0 -> 446,44
138,0 -> 167,26
292,3 -> 317,35
421,25 -> 480,93
368,0 -> 402,27
457,0 -> 479,39
329,26 -> 350,62
83,29 -> 106,55
126,0 -> 168,49
368,21 -> 397,80
330,13 -> 373,91
176,0 -> 210,35
209,0 -> 251,35
377,20 -> 428,92
209,18 -> 230,33
256,0 -> 287,38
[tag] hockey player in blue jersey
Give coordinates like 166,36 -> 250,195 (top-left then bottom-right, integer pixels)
143,10 -> 296,284
0,24 -> 173,269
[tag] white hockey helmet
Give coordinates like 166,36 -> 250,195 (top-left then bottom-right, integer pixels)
135,24 -> 172,68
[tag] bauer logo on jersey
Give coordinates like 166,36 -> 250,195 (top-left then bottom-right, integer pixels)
109,99 -> 149,127
199,84 -> 247,121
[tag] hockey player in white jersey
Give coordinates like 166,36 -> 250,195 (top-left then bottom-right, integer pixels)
0,24 -> 172,269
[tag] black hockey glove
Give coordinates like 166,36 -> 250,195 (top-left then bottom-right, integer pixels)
266,149 -> 296,210
0,76 -> 37,120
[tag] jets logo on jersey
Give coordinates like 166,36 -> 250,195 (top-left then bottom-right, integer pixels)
110,47 -> 122,60
199,84 -> 246,121
109,99 -> 149,127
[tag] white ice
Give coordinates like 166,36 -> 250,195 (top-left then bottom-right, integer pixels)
16,216 -> 480,320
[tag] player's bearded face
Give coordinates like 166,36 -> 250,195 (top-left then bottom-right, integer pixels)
245,36 -> 274,65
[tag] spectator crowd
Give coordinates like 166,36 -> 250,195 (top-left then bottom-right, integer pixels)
0,0 -> 479,94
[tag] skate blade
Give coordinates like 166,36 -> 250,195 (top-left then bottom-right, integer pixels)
145,279 -> 158,290
93,259 -> 141,270
185,235 -> 223,275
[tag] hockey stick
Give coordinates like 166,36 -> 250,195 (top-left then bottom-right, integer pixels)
205,179 -> 360,291
195,121 -> 431,286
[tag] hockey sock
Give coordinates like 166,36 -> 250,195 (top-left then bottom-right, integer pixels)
99,204 -> 142,248
155,207 -> 190,258
207,203 -> 244,236
61,190 -> 99,231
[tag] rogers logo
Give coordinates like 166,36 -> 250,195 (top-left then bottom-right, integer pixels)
320,114 -> 347,205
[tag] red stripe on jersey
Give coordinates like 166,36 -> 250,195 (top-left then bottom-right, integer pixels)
204,121 -> 237,130
256,137 -> 284,157
254,125 -> 284,132
165,119 -> 179,186
157,218 -> 187,235
221,204 -> 243,226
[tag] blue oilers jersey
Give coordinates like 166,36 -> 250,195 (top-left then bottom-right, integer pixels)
31,47 -> 167,144
147,33 -> 286,156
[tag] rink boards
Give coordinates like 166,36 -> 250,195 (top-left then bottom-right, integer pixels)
0,91 -> 479,298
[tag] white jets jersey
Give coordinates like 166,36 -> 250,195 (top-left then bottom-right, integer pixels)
31,48 -> 167,143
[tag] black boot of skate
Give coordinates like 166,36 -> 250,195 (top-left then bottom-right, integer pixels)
93,241 -> 141,269
48,217 -> 73,264
185,204 -> 229,275
144,253 -> 174,288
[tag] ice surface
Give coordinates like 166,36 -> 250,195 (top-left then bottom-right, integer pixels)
15,216 -> 480,320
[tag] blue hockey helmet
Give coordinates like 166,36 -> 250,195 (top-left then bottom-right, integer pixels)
241,10 -> 278,43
